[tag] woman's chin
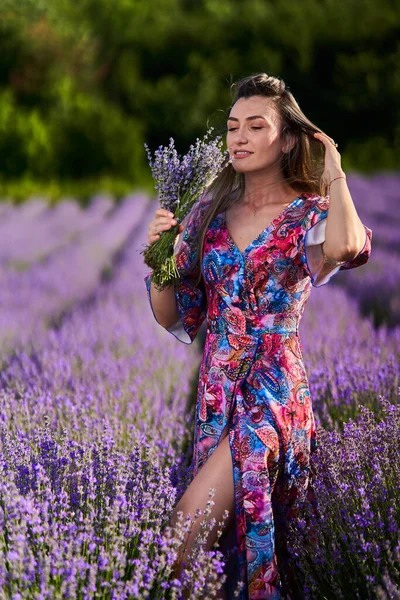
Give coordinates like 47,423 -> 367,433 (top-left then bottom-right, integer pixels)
231,163 -> 251,173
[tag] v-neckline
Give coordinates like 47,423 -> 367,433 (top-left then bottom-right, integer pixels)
222,193 -> 304,255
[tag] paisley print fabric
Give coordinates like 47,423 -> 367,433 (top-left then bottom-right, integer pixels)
144,191 -> 372,599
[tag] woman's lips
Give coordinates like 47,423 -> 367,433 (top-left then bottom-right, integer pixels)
233,152 -> 253,159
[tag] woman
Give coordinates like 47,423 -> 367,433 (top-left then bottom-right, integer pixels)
144,73 -> 372,600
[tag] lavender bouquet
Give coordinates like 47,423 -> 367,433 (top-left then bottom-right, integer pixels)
141,128 -> 231,289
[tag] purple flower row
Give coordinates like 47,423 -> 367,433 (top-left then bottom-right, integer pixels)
0,196 -> 228,597
299,283 -> 400,430
335,173 -> 400,325
286,397 -> 400,599
0,194 -> 150,358
0,195 -> 114,268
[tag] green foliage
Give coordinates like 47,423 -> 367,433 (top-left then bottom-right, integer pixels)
342,136 -> 400,173
49,77 -> 146,179
0,89 -> 55,176
0,0 -> 399,200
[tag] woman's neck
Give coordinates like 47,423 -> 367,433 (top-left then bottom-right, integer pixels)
241,182 -> 298,209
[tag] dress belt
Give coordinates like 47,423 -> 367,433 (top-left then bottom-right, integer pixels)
207,312 -> 299,335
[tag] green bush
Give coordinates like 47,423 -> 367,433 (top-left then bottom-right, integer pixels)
0,0 -> 399,199
0,89 -> 55,177
49,77 -> 146,180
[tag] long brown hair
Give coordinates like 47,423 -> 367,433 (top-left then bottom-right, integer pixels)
193,72 -> 330,286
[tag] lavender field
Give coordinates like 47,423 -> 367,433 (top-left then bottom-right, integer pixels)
0,174 -> 399,599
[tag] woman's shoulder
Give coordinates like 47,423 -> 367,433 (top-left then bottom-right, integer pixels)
300,192 -> 330,215
301,191 -> 329,206
297,192 -> 330,230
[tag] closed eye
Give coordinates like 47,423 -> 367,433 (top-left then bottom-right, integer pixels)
227,127 -> 262,131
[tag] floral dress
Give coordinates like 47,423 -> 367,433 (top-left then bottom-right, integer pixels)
144,191 -> 372,600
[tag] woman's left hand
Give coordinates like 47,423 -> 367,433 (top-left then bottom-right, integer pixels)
313,132 -> 345,187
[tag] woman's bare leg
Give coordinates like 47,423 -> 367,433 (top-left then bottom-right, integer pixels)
169,428 -> 234,598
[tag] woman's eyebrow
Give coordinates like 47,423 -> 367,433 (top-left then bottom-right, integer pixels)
227,115 -> 267,122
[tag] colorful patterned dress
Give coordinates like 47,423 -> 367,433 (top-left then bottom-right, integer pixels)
145,191 -> 372,599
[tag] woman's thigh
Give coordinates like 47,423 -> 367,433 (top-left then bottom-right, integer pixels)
170,432 -> 235,552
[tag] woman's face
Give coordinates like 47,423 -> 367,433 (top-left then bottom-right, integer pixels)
226,96 -> 288,174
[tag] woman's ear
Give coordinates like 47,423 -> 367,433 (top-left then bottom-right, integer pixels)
281,129 -> 298,154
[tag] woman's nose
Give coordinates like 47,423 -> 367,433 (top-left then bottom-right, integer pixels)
234,129 -> 248,143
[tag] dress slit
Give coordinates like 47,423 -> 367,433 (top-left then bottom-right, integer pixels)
214,394 -> 243,598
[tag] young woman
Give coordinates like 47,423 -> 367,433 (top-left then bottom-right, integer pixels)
145,73 -> 372,600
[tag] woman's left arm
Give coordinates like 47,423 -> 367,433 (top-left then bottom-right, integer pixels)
313,132 -> 367,263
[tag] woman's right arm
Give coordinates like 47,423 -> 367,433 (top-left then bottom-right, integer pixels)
145,191 -> 211,344
147,208 -> 184,329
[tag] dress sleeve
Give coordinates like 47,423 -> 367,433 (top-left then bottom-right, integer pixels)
297,196 -> 373,288
144,192 -> 211,344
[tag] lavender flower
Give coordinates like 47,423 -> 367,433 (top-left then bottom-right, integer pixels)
285,396 -> 400,599
142,128 -> 232,289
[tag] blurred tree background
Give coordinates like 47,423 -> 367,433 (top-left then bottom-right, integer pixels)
0,0 -> 399,202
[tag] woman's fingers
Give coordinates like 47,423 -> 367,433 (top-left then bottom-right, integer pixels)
147,211 -> 180,245
148,233 -> 160,244
155,216 -> 178,230
156,208 -> 175,218
314,132 -> 336,146
153,217 -> 177,230
314,132 -> 329,144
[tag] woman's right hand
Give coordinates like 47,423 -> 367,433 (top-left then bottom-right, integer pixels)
147,208 -> 184,245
